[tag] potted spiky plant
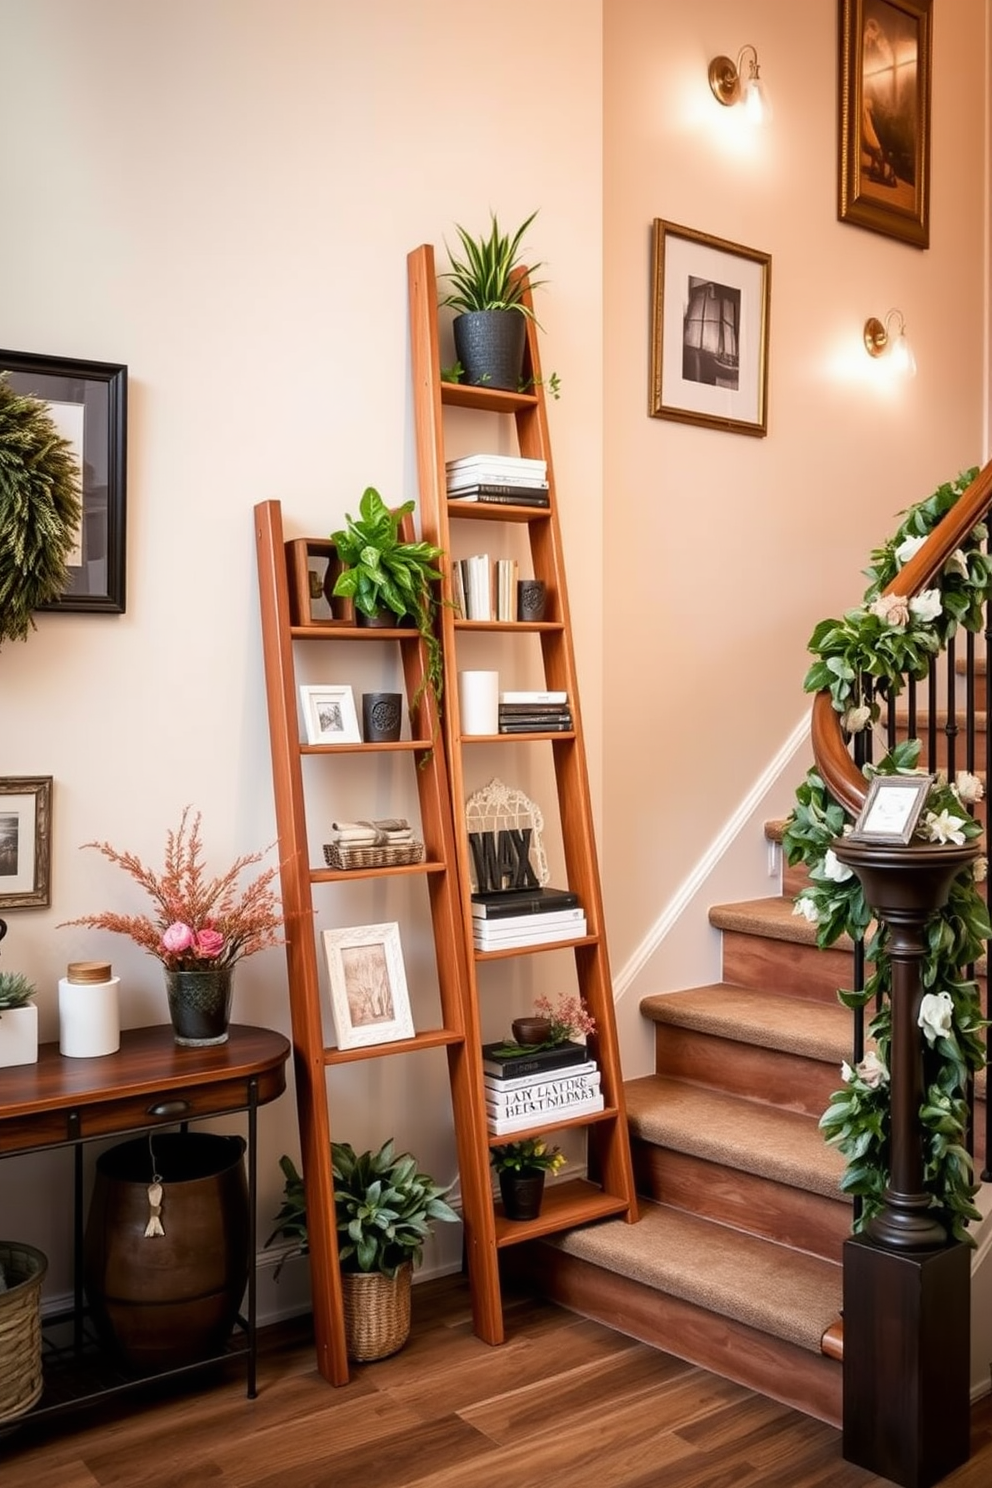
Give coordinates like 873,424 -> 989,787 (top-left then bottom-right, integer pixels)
267,1139 -> 459,1361
439,210 -> 546,391
0,971 -> 39,1068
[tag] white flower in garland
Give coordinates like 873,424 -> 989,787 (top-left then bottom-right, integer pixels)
946,548 -> 970,579
842,1050 -> 889,1089
821,849 -> 853,883
909,588 -> 943,623
841,704 -> 872,734
869,593 -> 910,627
955,771 -> 984,805
792,897 -> 819,925
923,808 -> 968,845
975,856 -> 988,883
918,990 -> 954,1046
896,533 -> 927,566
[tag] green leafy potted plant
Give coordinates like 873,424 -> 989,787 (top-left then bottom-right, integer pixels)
329,487 -> 445,724
267,1138 -> 458,1361
0,971 -> 38,1069
490,1137 -> 565,1221
439,210 -> 546,391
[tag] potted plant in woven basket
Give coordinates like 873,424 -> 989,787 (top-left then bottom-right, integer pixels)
268,1138 -> 458,1362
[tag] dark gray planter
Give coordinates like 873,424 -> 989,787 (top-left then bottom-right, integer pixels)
453,310 -> 527,391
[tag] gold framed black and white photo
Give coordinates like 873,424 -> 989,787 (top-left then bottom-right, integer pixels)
0,777 -> 53,909
849,774 -> 933,845
0,349 -> 127,612
839,0 -> 932,248
322,922 -> 414,1050
650,220 -> 770,438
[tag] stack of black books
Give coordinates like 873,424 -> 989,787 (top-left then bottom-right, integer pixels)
446,454 -> 550,508
498,690 -> 572,733
482,1038 -> 602,1134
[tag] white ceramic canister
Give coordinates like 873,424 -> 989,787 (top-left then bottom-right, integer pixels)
59,960 -> 121,1058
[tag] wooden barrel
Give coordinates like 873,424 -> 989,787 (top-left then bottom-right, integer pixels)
83,1131 -> 249,1372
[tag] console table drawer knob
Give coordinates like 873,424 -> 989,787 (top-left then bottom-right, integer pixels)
146,1099 -> 192,1118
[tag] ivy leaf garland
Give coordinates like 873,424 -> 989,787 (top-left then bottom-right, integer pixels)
784,469 -> 992,1241
0,372 -> 82,648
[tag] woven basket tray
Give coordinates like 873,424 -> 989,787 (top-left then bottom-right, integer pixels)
323,841 -> 424,870
342,1263 -> 411,1361
0,1241 -> 48,1424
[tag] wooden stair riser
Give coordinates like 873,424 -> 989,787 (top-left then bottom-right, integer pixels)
509,1243 -> 842,1428
631,1142 -> 851,1265
721,931 -> 858,1006
652,1024 -> 842,1118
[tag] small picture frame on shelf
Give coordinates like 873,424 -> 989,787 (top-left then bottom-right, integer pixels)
848,774 -> 933,845
300,684 -> 361,745
322,922 -> 414,1050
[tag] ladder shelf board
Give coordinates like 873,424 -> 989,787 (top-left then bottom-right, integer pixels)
324,1028 -> 464,1065
459,731 -> 577,744
300,740 -> 433,756
493,1179 -> 630,1247
453,620 -> 563,634
310,860 -> 446,886
487,1108 -> 620,1148
440,381 -> 538,413
473,934 -> 599,962
447,503 -> 552,525
289,624 -> 423,643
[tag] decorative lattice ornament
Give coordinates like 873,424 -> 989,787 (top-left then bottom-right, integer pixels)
463,779 -> 549,893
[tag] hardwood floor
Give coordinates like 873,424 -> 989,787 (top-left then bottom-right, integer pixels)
2,1275 -> 991,1488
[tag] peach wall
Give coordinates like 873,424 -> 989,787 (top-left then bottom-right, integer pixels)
603,1 -> 989,997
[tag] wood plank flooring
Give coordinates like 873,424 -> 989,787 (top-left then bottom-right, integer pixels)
2,1275 -> 991,1488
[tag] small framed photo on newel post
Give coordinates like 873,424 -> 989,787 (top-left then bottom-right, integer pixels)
849,774 -> 932,846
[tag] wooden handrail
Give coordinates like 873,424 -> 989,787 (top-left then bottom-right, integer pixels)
811,459 -> 992,813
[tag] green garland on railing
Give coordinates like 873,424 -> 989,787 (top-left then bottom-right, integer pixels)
783,468 -> 992,1240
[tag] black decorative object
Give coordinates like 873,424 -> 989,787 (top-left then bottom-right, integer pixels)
453,310 -> 527,392
516,579 -> 547,621
362,692 -> 402,743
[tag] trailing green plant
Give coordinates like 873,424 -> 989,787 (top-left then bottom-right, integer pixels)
489,1137 -> 565,1178
0,971 -> 37,1013
267,1139 -> 459,1279
439,210 -> 546,319
0,372 -> 82,649
329,486 -> 445,725
441,361 -> 562,400
783,467 -> 992,1241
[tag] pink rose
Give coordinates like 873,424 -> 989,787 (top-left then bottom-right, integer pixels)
194,927 -> 225,960
161,922 -> 195,954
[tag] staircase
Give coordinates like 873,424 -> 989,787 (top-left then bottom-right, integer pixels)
516,822 -> 987,1428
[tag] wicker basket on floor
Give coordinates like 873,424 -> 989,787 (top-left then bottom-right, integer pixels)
0,1241 -> 47,1423
341,1263 -> 412,1362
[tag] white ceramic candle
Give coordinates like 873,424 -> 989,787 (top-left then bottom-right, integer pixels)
458,670 -> 499,735
59,960 -> 121,1058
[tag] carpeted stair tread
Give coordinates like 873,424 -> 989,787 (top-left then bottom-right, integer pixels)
548,1201 -> 842,1355
625,1074 -> 846,1199
639,984 -> 849,1065
708,895 -> 850,946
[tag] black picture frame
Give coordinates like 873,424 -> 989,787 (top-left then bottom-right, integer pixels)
0,349 -> 128,613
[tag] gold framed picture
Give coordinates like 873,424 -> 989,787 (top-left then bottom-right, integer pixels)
839,0 -> 932,248
650,220 -> 770,438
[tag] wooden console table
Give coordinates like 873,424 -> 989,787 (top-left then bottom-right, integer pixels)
0,1023 -> 290,1424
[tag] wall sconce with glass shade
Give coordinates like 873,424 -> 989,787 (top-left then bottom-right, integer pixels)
708,44 -> 770,124
864,309 -> 917,379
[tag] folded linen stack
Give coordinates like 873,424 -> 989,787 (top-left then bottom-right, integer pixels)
329,818 -> 413,846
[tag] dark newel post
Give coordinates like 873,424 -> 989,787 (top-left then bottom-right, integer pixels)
832,838 -> 976,1488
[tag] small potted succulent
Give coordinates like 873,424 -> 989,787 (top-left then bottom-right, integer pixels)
491,1137 -> 565,1221
329,486 -> 445,722
267,1138 -> 459,1361
438,210 -> 547,391
0,971 -> 38,1068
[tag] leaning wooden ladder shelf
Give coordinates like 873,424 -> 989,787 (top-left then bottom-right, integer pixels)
254,499 -> 500,1384
407,242 -> 639,1318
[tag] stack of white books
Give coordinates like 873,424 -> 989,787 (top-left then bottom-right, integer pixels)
485,1060 -> 604,1135
446,454 -> 548,501
472,896 -> 587,951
